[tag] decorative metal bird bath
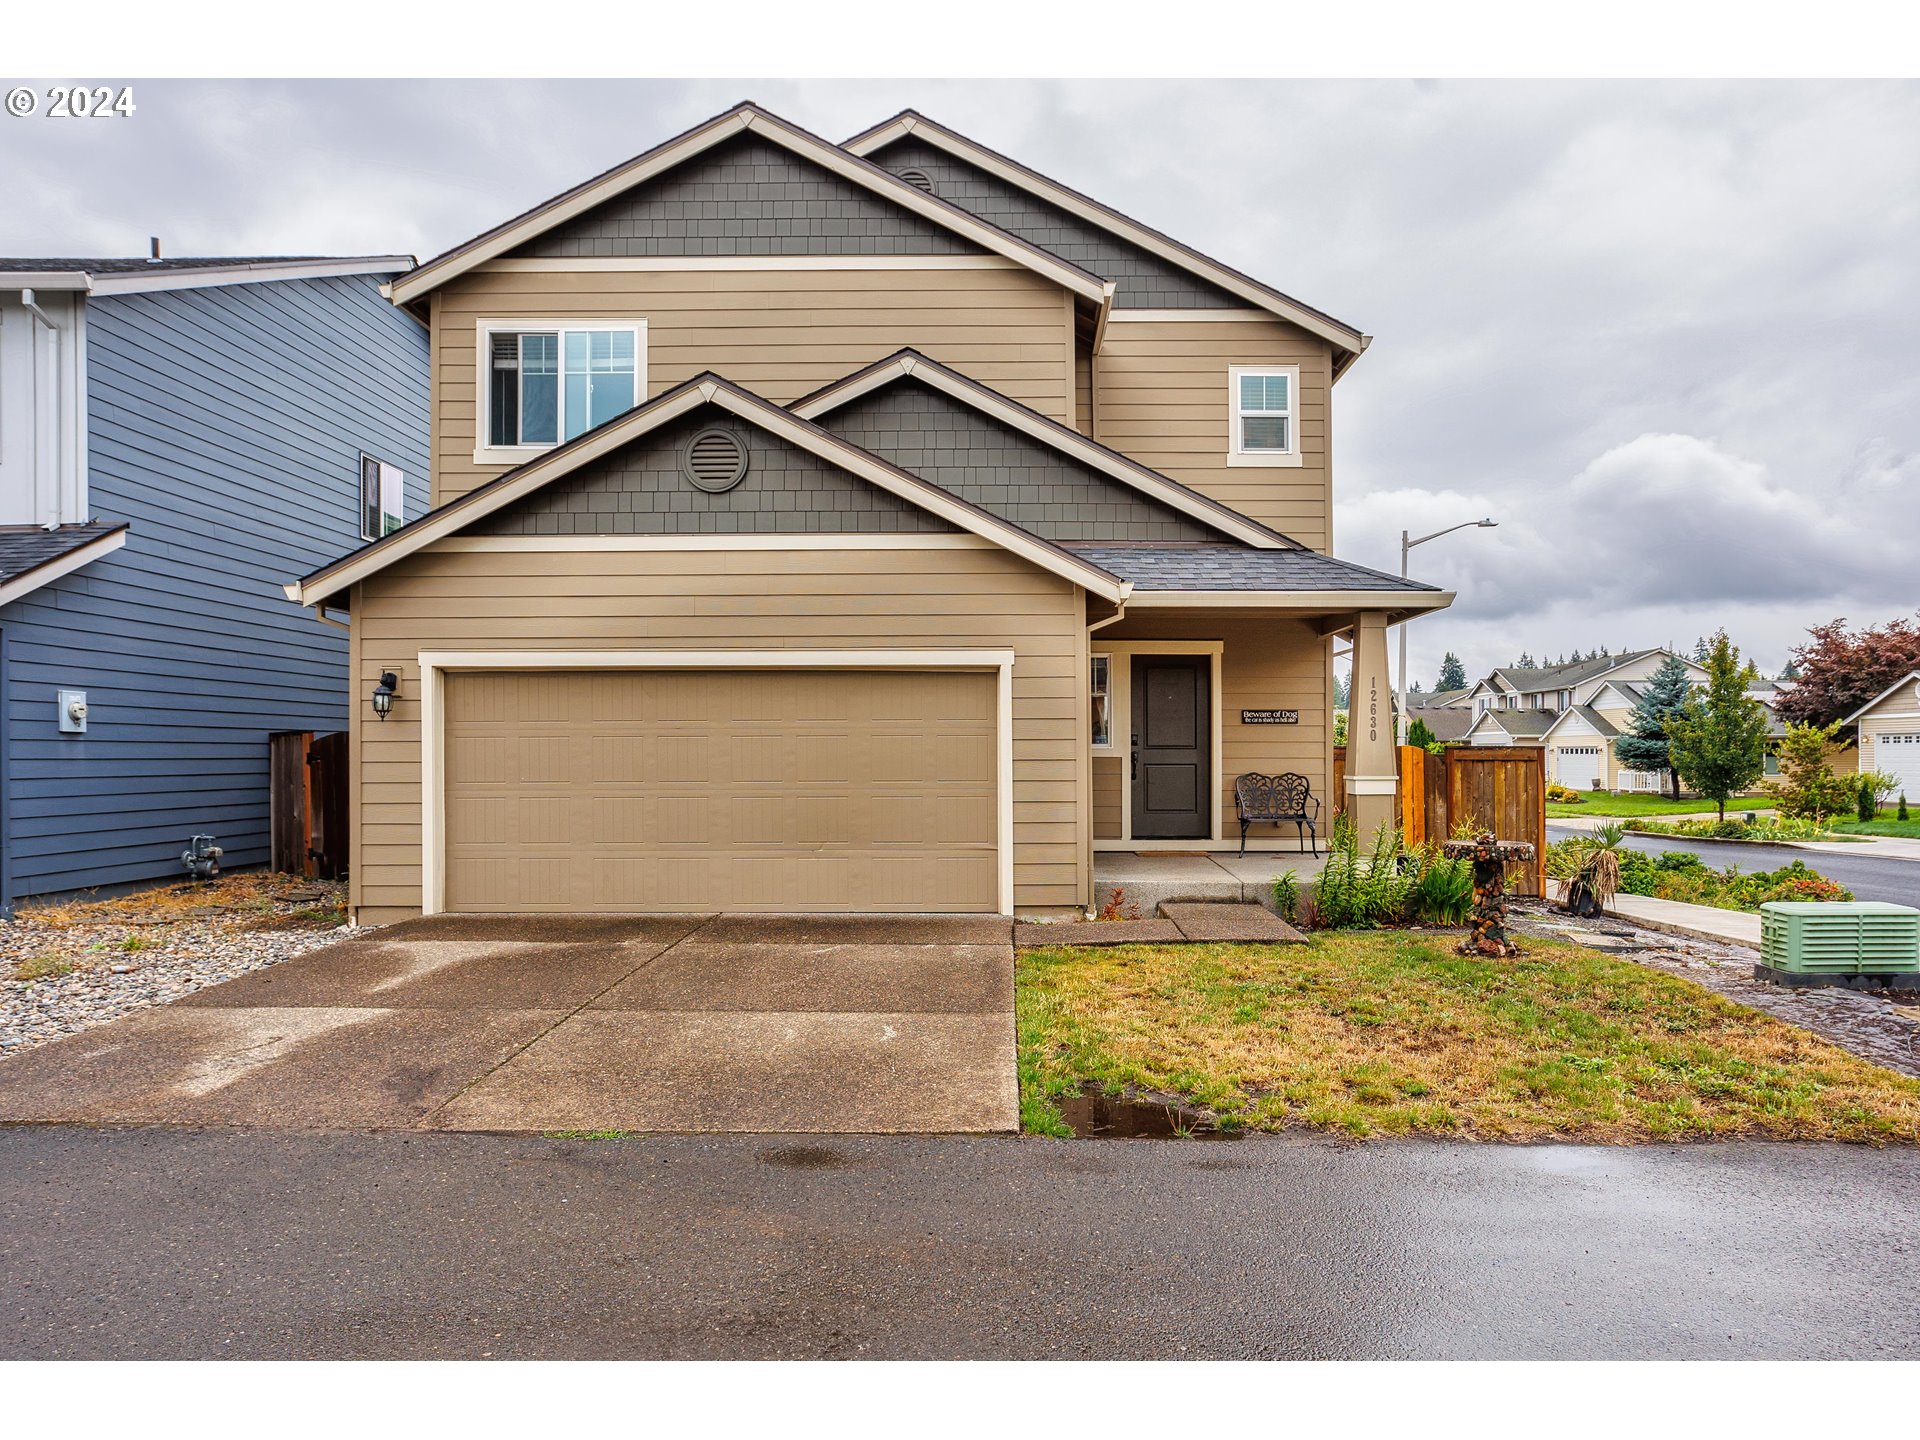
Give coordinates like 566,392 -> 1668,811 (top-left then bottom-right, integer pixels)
1441,833 -> 1536,958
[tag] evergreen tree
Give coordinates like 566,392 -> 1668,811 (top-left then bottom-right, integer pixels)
1780,659 -> 1801,680
1516,651 -> 1536,669
1692,636 -> 1711,664
1436,652 -> 1467,692
1668,632 -> 1769,821
1332,669 -> 1350,708
1614,655 -> 1693,799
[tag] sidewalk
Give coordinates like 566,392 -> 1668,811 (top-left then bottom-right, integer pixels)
1604,894 -> 1760,947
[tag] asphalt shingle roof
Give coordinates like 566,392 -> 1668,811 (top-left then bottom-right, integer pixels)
1491,648 -> 1667,693
0,256 -> 330,275
0,522 -> 123,586
1059,544 -> 1441,593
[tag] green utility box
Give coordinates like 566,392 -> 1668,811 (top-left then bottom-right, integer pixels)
1757,901 -> 1920,989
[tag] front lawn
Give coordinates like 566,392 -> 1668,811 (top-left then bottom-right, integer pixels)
1016,934 -> 1920,1143
1831,814 -> 1920,839
1547,792 -> 1776,818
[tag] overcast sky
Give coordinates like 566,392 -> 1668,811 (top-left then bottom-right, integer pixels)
5,78 -> 1914,685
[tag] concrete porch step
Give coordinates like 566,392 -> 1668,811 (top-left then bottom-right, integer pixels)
1092,850 -> 1325,918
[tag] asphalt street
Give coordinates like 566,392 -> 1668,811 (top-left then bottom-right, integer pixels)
2,1127 -> 1916,1360
1548,825 -> 1920,906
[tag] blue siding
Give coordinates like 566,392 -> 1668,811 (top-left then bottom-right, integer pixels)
1,272 -> 428,903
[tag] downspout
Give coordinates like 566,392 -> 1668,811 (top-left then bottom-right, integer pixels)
312,605 -> 351,633
20,290 -> 62,529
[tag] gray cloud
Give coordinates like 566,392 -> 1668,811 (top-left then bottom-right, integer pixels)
4,79 -> 1913,681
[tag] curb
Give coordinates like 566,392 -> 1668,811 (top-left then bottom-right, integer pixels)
1602,906 -> 1758,950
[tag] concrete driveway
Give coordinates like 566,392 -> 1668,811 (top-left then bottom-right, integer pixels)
0,915 -> 1017,1134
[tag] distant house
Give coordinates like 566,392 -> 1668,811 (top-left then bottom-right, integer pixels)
0,256 -> 428,910
1459,649 -> 1706,791
1841,672 -> 1920,795
1404,687 -> 1474,743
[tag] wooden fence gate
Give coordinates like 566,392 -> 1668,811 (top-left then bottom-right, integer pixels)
269,730 -> 350,879
1329,743 -> 1546,895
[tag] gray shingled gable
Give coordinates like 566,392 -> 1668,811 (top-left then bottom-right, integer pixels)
1062,544 -> 1442,593
813,377 -> 1225,544
867,137 -> 1242,308
508,134 -> 983,259
0,522 -> 122,587
474,404 -> 959,536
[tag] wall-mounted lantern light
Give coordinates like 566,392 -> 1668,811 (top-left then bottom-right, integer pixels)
371,670 -> 400,720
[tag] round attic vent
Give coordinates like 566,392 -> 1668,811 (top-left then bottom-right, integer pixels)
896,167 -> 936,194
681,427 -> 749,493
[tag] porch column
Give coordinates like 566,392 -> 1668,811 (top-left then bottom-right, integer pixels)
1345,610 -> 1398,833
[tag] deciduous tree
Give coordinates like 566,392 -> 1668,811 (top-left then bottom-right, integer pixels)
1668,632 -> 1768,821
1775,614 -> 1920,729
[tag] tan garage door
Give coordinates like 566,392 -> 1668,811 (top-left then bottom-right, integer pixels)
441,668 -> 998,913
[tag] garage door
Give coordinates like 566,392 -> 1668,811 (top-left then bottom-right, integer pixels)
1873,733 -> 1920,801
441,669 -> 998,913
1555,745 -> 1603,790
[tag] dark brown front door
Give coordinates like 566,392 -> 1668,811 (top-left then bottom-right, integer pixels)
1131,655 -> 1210,839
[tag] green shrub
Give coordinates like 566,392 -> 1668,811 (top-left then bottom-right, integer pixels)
1310,816 -> 1414,929
1902,793 -> 1912,821
1406,845 -> 1473,925
1858,777 -> 1879,824
1623,815 -> 1829,842
1270,869 -> 1299,922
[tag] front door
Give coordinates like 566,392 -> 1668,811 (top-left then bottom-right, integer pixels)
1131,655 -> 1210,839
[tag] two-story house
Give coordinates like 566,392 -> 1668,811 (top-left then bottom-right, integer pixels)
1461,648 -> 1706,791
286,103 -> 1453,921
0,256 -> 428,910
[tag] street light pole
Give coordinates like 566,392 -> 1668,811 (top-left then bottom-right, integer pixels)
1397,518 -> 1497,745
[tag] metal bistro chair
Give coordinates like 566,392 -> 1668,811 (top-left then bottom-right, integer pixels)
1234,772 -> 1321,856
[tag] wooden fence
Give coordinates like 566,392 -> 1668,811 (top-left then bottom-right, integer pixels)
269,730 -> 350,879
1329,743 -> 1546,895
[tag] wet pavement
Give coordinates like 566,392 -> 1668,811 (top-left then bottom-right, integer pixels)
0,1126 -> 1914,1359
0,915 -> 1018,1134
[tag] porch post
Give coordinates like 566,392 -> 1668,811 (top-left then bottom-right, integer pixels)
1345,610 -> 1398,834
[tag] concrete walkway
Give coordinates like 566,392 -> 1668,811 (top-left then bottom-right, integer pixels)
0,914 -> 1018,1135
1605,894 -> 1761,947
1094,850 -> 1327,914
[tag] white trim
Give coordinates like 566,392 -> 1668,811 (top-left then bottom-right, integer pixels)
391,106 -> 1107,309
292,379 -> 1129,607
1842,671 -> 1920,726
791,350 -> 1290,550
1226,363 -> 1303,468
843,114 -> 1369,361
476,255 -> 1022,273
1089,651 -> 1115,753
1105,309 -> 1279,323
1101,640 -> 1226,845
432,533 -> 996,554
1343,775 -> 1398,797
418,647 -> 1016,917
0,526 -> 126,608
90,257 -> 412,296
474,318 -> 647,463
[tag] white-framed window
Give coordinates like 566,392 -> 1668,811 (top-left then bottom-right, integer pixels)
1090,654 -> 1113,750
359,454 -> 404,540
477,320 -> 645,463
1226,364 -> 1301,468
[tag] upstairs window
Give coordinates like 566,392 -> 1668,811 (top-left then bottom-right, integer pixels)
360,454 -> 404,540
1228,364 -> 1300,466
483,322 -> 644,453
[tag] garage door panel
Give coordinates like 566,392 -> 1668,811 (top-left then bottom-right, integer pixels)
443,669 -> 999,912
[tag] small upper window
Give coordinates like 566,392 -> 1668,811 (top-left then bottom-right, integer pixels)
1227,365 -> 1300,466
1090,654 -> 1113,749
360,454 -> 404,540
486,323 -> 642,450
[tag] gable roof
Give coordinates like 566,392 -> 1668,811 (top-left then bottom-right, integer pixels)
1487,647 -> 1699,696
389,103 -> 1112,311
1468,708 -> 1557,740
788,349 -> 1293,550
843,109 -> 1369,374
0,522 -> 128,608
1411,688 -> 1471,709
1842,670 -> 1920,725
0,256 -> 414,295
1541,705 -> 1622,742
1590,680 -> 1644,710
286,373 -> 1128,609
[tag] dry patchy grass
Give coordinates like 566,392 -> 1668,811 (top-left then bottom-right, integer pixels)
1017,934 -> 1920,1143
19,872 -> 345,932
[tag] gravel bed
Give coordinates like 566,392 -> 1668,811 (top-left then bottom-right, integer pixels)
1514,903 -> 1920,1078
1,881 -> 357,1055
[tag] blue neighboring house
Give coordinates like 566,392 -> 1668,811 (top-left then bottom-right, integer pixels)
0,256 -> 430,911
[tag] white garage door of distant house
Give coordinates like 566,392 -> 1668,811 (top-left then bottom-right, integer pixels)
1555,745 -> 1603,790
1872,733 -> 1920,800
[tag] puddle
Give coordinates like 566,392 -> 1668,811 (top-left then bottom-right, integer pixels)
1058,1084 -> 1239,1140
760,1144 -> 851,1169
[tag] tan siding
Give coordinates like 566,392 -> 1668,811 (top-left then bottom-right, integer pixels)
1094,317 -> 1334,552
351,544 -> 1086,918
1093,756 -> 1122,838
1074,343 -> 1093,437
1098,613 -> 1331,839
431,266 -> 1076,504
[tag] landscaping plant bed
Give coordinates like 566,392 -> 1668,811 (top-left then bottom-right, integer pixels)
1016,932 -> 1920,1142
0,873 -> 351,1054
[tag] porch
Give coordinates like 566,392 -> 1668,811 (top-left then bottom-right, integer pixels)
1093,847 -> 1332,917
